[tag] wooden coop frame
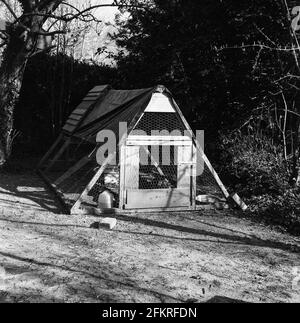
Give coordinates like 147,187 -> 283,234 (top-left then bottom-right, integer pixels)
38,85 -> 247,215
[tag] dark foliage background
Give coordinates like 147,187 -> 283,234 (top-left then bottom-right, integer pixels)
14,53 -> 117,155
15,0 -> 296,153
113,0 -> 293,137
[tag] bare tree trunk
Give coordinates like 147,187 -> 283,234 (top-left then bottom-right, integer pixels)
0,76 -> 22,167
295,122 -> 300,187
0,0 -> 115,166
0,31 -> 29,167
281,92 -> 288,161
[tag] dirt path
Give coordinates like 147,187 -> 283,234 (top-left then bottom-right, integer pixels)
0,171 -> 300,303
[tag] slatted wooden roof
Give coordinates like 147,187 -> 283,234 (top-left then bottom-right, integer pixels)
62,85 -> 178,142
62,85 -> 110,134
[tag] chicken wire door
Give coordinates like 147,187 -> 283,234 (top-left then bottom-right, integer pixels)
121,137 -> 196,210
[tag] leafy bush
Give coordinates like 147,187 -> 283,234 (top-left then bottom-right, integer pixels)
248,191 -> 300,235
218,134 -> 289,198
217,133 -> 300,234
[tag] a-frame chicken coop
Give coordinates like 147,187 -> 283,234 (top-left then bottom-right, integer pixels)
38,85 -> 243,215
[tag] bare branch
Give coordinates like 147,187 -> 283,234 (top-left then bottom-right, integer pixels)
1,0 -> 20,21
218,43 -> 298,52
21,2 -> 146,23
287,82 -> 300,91
254,24 -> 277,46
252,47 -> 263,73
282,0 -> 300,72
60,1 -> 102,23
281,91 -> 288,160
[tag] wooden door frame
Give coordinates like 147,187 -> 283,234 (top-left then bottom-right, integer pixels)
120,136 -> 196,211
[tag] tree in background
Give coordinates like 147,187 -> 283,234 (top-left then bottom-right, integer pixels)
113,0 -> 300,183
0,0 -> 139,167
113,0 -> 232,136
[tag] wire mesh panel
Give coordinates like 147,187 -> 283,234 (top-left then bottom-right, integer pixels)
139,146 -> 178,190
40,136 -> 120,209
194,145 -> 228,205
58,159 -> 98,207
123,143 -> 193,209
133,112 -> 187,135
196,162 -> 225,198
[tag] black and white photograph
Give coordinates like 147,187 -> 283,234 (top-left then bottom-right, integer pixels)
0,0 -> 300,306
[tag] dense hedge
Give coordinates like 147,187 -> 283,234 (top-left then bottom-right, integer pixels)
218,134 -> 300,235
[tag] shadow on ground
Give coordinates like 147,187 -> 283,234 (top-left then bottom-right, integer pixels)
98,214 -> 300,254
0,171 -> 62,213
204,296 -> 249,303
0,250 -> 184,303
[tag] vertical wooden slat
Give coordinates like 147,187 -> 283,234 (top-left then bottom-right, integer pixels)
124,146 -> 140,190
177,145 -> 192,189
119,144 -> 126,209
191,144 -> 197,208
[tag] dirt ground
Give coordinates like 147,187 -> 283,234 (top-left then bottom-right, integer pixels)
0,170 -> 300,303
